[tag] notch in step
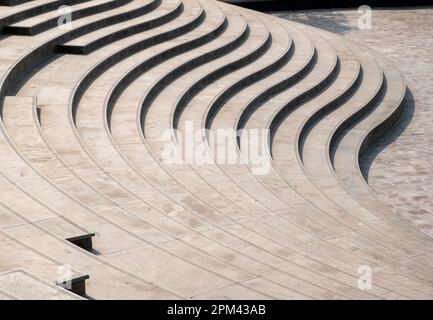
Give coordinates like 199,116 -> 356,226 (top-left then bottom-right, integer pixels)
66,233 -> 96,252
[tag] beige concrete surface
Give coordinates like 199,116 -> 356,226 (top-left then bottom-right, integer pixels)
0,0 -> 431,299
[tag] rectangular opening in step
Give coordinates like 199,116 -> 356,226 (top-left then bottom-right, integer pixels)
56,274 -> 90,297
66,233 -> 96,252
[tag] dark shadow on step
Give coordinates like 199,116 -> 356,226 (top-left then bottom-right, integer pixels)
359,88 -> 415,183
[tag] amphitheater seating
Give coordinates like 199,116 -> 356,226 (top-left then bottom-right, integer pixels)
0,0 -> 432,299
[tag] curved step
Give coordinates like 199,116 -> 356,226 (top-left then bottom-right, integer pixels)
203,20 -> 315,212
0,270 -> 82,300
203,23 -> 433,295
3,0 -> 136,36
330,51 -> 405,196
174,19 -> 311,219
171,17 -> 273,132
2,87 -> 297,299
240,26 -> 433,294
266,30 -> 433,276
297,38 -> 433,262
74,2 -> 382,298
77,3 -> 250,228
106,5 -> 396,298
57,0 -> 181,54
70,1 -> 205,120
331,57 -> 412,231
1,225 -> 179,299
0,1 -> 198,104
0,105 -> 277,300
110,14 -> 266,218
0,0 -> 429,299
7,0 -> 325,299
330,43 -> 433,248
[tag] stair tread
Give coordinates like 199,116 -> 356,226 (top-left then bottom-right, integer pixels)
0,0 -> 431,299
61,0 -> 178,48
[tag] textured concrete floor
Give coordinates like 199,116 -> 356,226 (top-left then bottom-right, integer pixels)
2,0 -> 433,299
272,7 -> 433,237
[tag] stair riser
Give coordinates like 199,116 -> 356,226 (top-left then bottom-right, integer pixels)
296,63 -> 363,161
268,56 -> 344,156
71,9 -> 207,123
329,76 -> 386,164
359,96 -> 404,157
237,46 -> 319,145
0,1 -> 168,111
138,18 -> 262,133
57,0 -> 182,55
0,0 -> 89,32
3,0 -> 132,36
204,39 -> 300,136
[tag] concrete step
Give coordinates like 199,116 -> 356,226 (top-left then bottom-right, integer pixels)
237,25 -> 433,290
52,1 -> 374,298
203,23 -> 319,213
298,38 -> 433,261
0,0 -> 430,299
3,0 -> 135,36
0,1 -> 92,33
331,53 -> 425,241
109,14 -> 265,219
101,4 -> 402,298
0,270 -> 82,300
330,42 -> 433,248
202,24 -> 433,296
2,97 -> 280,298
57,0 -> 181,54
0,1 -> 203,103
1,0 -> 336,299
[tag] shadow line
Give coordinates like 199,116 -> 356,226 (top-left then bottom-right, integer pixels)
359,88 -> 415,182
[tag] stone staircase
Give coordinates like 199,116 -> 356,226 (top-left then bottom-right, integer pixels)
0,0 -> 431,299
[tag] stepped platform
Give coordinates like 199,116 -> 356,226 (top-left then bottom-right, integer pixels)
0,0 -> 431,299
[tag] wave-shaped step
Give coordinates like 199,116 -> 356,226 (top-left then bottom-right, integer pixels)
0,0 -> 429,299
72,2 -> 375,299
57,0 -> 180,54
0,0 -> 91,31
2,0 -> 314,299
0,0 -> 35,5
0,270 -> 85,300
330,43 -> 433,246
298,39 -> 433,259
3,0 -> 131,35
